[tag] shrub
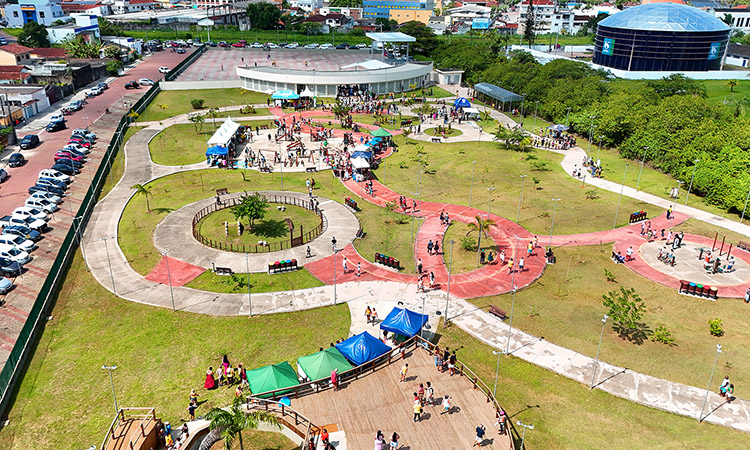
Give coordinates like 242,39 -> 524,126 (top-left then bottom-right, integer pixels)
460,236 -> 477,252
399,161 -> 409,169
651,326 -> 675,345
585,189 -> 600,199
709,317 -> 724,337
603,268 -> 616,283
105,60 -> 122,76
191,98 -> 205,109
530,161 -> 550,171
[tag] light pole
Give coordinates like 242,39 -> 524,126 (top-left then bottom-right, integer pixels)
444,239 -> 455,327
101,236 -> 116,295
565,106 -> 572,126
684,159 -> 700,207
613,164 -> 629,229
420,295 -> 426,339
548,198 -> 561,248
591,314 -> 608,389
586,116 -> 596,156
516,175 -> 527,223
532,101 -> 539,131
331,237 -> 337,305
469,161 -> 477,208
596,135 -> 603,162
476,213 -> 488,266
517,421 -> 535,449
636,146 -> 648,192
699,344 -> 722,422
487,186 -> 496,217
102,364 -> 118,415
741,188 -> 750,223
505,235 -> 520,355
492,349 -> 505,398
245,252 -> 252,316
411,190 -> 420,243
74,215 -> 87,266
161,249 -> 176,312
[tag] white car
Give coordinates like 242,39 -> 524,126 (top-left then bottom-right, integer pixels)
87,87 -> 101,97
267,43 -> 279,49
138,78 -> 155,86
50,113 -> 65,123
0,245 -> 31,265
158,66 -> 170,74
251,42 -> 262,48
72,129 -> 96,140
26,197 -> 58,214
286,42 -> 299,49
63,143 -> 90,154
356,43 -> 367,49
304,43 -> 318,49
319,43 -> 334,50
39,169 -> 71,184
0,235 -> 35,252
29,191 -> 62,205
13,207 -> 48,222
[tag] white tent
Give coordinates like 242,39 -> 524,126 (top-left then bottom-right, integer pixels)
350,156 -> 370,169
340,60 -> 393,70
352,144 -> 371,152
207,117 -> 241,147
464,107 -> 480,114
299,88 -> 315,98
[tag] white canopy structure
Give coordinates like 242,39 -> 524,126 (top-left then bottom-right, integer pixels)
340,60 -> 393,70
299,88 -> 315,97
350,157 -> 370,169
464,107 -> 480,114
365,32 -> 417,43
207,117 -> 241,147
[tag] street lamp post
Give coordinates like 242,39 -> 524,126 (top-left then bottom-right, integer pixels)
245,252 -> 252,316
516,175 -> 527,223
74,215 -> 87,266
596,135 -> 604,162
636,146 -> 649,192
487,186 -> 496,217
741,188 -> 750,223
101,236 -> 116,295
492,349 -> 505,398
685,159 -> 700,207
102,364 -> 118,414
161,249 -> 176,312
331,237 -> 337,305
505,235 -> 520,355
548,198 -> 561,248
469,161 -> 477,208
591,314 -> 608,388
613,164 -> 629,229
532,101 -> 539,131
517,421 -> 535,449
699,344 -> 722,422
444,240 -> 455,327
587,116 -> 596,156
565,106 -> 572,126
476,213 -> 488,266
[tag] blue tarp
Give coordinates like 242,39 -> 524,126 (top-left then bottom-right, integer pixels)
206,145 -> 228,156
272,89 -> 300,100
335,331 -> 391,366
351,151 -> 373,160
453,97 -> 471,108
379,307 -> 428,338
548,124 -> 569,132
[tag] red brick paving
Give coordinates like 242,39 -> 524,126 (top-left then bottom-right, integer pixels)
145,255 -> 206,287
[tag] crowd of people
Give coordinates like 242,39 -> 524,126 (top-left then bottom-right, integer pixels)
535,128 -> 576,150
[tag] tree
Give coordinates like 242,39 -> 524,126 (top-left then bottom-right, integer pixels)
131,183 -> 153,211
375,18 -> 398,32
106,60 -> 123,76
63,35 -> 102,59
331,0 -> 362,6
727,79 -> 738,92
349,27 -> 365,37
188,113 -> 206,133
722,13 -> 734,26
466,215 -> 496,241
231,192 -> 269,228
646,74 -> 707,99
246,2 -> 282,30
205,397 -> 281,450
602,287 -> 646,338
18,21 -> 50,48
103,45 -> 122,60
399,21 -> 438,55
331,102 -> 351,121
523,0 -> 536,46
302,22 -> 322,35
99,17 -> 124,36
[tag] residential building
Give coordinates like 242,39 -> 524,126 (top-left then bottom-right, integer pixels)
363,0 -> 434,20
446,4 -> 490,22
714,6 -> 750,33
318,6 -> 362,20
304,12 -> 351,32
0,84 -> 52,123
47,13 -> 101,44
5,0 -> 66,27
28,47 -> 68,61
517,0 -> 556,34
0,65 -> 32,84
292,0 -> 323,13
0,44 -> 33,66
60,1 -> 112,16
725,42 -> 750,67
389,8 -> 431,23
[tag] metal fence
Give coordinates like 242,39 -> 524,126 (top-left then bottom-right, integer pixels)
0,45 -> 206,419
192,195 -> 324,253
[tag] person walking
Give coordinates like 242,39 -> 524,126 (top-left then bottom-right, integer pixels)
400,363 -> 409,382
667,205 -> 673,220
371,308 -> 378,324
187,402 -> 197,421
331,368 -> 339,391
507,257 -> 514,274
496,410 -> 507,435
426,381 -> 435,406
357,261 -> 362,277
519,257 -> 525,272
473,424 -> 486,447
417,258 -> 423,274
720,375 -> 731,397
343,256 -> 348,273
390,432 -> 400,449
413,401 -> 423,422
374,431 -> 386,450
440,395 -> 453,415
429,271 -> 435,289
366,305 -> 372,324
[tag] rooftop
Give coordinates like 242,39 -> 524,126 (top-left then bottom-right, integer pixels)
0,44 -> 33,55
598,3 -> 730,32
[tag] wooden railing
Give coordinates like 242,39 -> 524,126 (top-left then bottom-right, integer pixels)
100,407 -> 157,450
244,397 -> 320,449
192,194 -> 324,253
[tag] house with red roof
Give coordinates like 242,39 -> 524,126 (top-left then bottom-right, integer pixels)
0,44 -> 33,66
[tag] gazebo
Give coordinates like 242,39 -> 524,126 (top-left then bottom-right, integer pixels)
473,82 -> 523,112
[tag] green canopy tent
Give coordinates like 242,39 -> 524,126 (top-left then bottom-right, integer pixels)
370,127 -> 392,138
296,347 -> 353,382
245,362 -> 300,398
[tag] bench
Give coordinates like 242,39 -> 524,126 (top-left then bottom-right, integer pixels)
259,125 -> 270,130
345,197 -> 359,211
215,266 -> 234,276
305,167 -> 317,173
260,166 -> 272,173
488,305 -> 507,320
216,188 -> 228,196
431,137 -> 442,143
738,241 -> 750,252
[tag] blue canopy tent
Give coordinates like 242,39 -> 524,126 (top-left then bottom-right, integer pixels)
272,89 -> 300,100
379,307 -> 428,338
351,151 -> 373,160
548,124 -> 569,132
205,145 -> 228,156
335,332 -> 391,366
453,97 -> 471,108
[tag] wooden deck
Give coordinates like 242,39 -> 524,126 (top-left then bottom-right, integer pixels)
291,348 -> 513,449
104,417 -> 158,450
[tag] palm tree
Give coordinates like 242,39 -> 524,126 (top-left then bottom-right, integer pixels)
207,108 -> 220,130
466,215 -> 496,240
205,397 -> 281,450
131,183 -> 152,211
728,79 -> 738,92
127,111 -> 139,123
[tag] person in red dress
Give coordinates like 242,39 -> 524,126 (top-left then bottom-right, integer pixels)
204,367 -> 216,390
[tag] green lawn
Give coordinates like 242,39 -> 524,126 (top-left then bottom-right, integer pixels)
424,127 -> 463,137
375,136 -> 652,235
438,319 -> 750,450
119,168 -> 418,275
442,222 -> 498,273
185,268 -> 323,294
0,253 -> 350,450
196,204 -> 321,248
138,88 -> 271,123
313,113 -> 417,131
467,244 -> 750,391
100,126 -> 142,198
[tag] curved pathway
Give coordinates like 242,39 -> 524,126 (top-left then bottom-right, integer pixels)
77,100 -> 750,432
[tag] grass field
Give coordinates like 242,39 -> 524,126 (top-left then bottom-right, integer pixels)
185,268 -> 324,294
442,222 -> 498,273
375,137 -> 652,235
0,254 -> 350,450
138,88 -> 271,123
196,204 -> 321,247
424,127 -> 463,137
437,319 -> 750,450
467,243 -> 750,391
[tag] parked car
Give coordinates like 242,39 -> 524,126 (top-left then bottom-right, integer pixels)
335,43 -> 349,49
0,257 -> 23,277
2,225 -> 42,242
13,206 -> 48,222
218,41 -> 230,48
356,43 -> 367,49
25,197 -> 58,214
86,87 -> 102,97
29,191 -> 62,205
0,169 -> 7,183
0,235 -> 35,253
286,42 -> 299,49
0,277 -> 13,294
67,138 -> 91,148
304,43 -> 317,49
159,66 -> 170,74
8,153 -> 25,168
28,183 -> 67,197
267,43 -> 279,49
206,41 -> 217,47
138,78 -> 155,86
60,147 -> 87,159
251,42 -> 262,48
40,170 -> 71,184
72,129 -> 96,140
98,82 -> 109,90
124,81 -> 140,90
320,43 -> 334,49
68,100 -> 84,111
176,48 -> 186,54
231,42 -> 245,48
49,113 -> 65,123
36,178 -> 68,191
50,163 -> 80,176
50,158 -> 83,170
0,245 -> 31,265
0,215 -> 45,231
46,121 -> 66,132
19,134 -> 39,149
